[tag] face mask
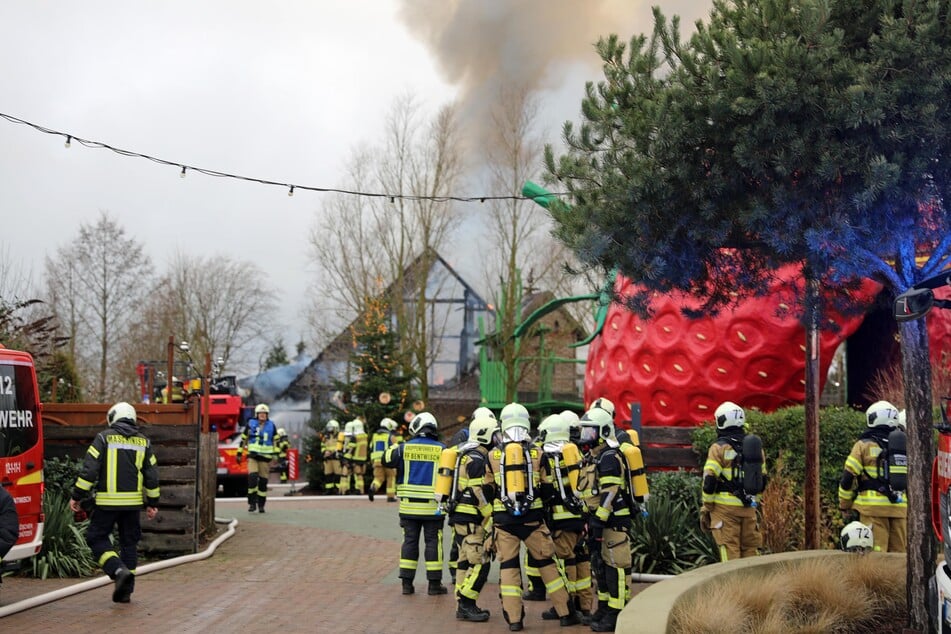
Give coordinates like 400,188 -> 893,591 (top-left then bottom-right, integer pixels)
579,426 -> 598,444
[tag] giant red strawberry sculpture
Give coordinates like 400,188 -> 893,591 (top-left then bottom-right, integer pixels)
584,267 -> 883,426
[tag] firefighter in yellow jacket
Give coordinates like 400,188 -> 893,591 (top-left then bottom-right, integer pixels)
488,403 -> 579,631
701,401 -> 766,561
321,420 -> 342,495
576,407 -> 632,632
537,413 -> 595,624
369,417 -> 400,502
447,415 -> 497,622
838,400 -> 907,552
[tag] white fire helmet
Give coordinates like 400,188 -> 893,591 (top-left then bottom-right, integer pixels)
866,400 -> 899,428
714,401 -> 745,430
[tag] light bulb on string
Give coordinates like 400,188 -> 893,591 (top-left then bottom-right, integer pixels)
64,135 -> 71,148
180,166 -> 186,178
288,185 -> 295,197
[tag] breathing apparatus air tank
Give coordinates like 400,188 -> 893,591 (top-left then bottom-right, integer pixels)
433,445 -> 459,514
560,442 -> 582,491
621,442 -> 649,499
500,442 -> 532,516
336,431 -> 345,452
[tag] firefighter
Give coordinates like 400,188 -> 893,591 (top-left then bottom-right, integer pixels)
521,416 -> 551,603
537,413 -> 595,624
237,403 -> 278,513
488,402 -> 579,631
69,402 -> 160,603
576,407 -> 632,632
321,419 -> 342,495
701,401 -> 766,561
339,420 -> 356,494
560,409 -> 594,615
383,411 -> 448,596
838,400 -> 907,552
448,415 -> 498,622
275,427 -> 291,484
370,417 -> 400,502
341,419 -> 369,495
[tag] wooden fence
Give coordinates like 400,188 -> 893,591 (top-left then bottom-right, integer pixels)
43,403 -> 217,554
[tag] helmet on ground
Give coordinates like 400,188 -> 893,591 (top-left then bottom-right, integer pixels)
255,403 -> 270,415
379,417 -> 398,432
866,400 -> 899,428
472,406 -> 496,421
325,419 -> 340,433
350,419 -> 365,435
714,401 -> 745,430
540,414 -> 570,443
591,397 -> 615,418
897,410 -> 906,431
409,411 -> 438,437
579,407 -> 615,445
840,521 -> 874,553
469,416 -> 497,446
107,401 -> 137,427
277,428 -> 287,437
500,402 -> 530,442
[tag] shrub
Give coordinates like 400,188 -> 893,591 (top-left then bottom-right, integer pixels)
628,471 -> 719,574
20,457 -> 96,579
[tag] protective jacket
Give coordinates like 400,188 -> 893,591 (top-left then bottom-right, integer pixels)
839,428 -> 908,517
72,420 -> 161,510
578,444 -> 631,530
539,442 -> 585,531
702,431 -> 765,510
370,430 -> 392,463
488,443 -> 545,526
242,418 -> 278,459
448,445 -> 495,525
384,433 -> 445,518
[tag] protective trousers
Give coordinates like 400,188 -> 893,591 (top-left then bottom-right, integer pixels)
247,456 -> 271,509
553,528 -> 593,612
399,517 -> 444,581
86,508 -> 141,587
710,505 -> 761,561
860,512 -> 907,553
371,461 -> 397,499
495,521 -> 570,625
341,462 -> 367,494
454,522 -> 490,601
594,527 -> 631,611
323,458 -> 341,494
573,537 -> 594,611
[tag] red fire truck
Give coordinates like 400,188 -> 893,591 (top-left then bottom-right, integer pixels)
136,361 -> 252,497
0,346 -> 44,566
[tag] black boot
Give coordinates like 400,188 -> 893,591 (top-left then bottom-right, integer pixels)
428,579 -> 448,595
541,606 -> 559,621
368,483 -> 376,502
590,608 -> 619,632
559,607 -> 581,627
247,492 -> 257,513
456,597 -> 490,622
402,579 -> 415,595
112,567 -> 134,603
521,576 -> 546,601
258,498 -> 266,513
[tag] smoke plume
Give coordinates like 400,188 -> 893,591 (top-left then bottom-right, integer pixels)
397,0 -> 713,145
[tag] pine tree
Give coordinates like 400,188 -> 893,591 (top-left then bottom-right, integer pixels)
330,296 -> 415,436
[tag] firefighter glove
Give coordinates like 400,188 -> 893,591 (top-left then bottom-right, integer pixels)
700,508 -> 712,533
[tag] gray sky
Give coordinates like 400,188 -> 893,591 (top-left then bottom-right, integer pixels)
0,1 -> 710,371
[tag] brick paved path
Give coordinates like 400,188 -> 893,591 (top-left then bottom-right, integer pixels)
0,496 -> 645,633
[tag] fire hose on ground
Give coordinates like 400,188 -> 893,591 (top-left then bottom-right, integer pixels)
0,516 -> 238,619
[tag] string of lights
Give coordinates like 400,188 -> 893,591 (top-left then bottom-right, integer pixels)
0,111 -> 569,204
